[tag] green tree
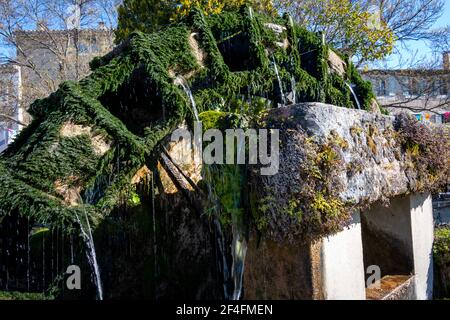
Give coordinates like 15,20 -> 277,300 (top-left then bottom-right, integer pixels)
115,0 -> 178,42
274,0 -> 395,64
115,0 -> 275,42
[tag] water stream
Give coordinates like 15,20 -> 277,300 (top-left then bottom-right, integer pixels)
230,214 -> 247,300
272,57 -> 287,106
230,139 -> 247,301
346,82 -> 361,110
175,76 -> 200,121
75,209 -> 103,300
151,172 -> 158,287
291,76 -> 297,105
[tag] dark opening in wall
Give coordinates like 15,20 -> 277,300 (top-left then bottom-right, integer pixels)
99,67 -> 164,137
360,196 -> 415,287
0,213 -> 36,292
217,32 -> 254,72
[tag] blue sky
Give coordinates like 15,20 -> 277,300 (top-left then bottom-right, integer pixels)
379,1 -> 450,68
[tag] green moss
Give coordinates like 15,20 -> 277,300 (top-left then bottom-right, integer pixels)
284,199 -> 303,221
250,130 -> 354,242
128,190 -> 142,207
203,164 -> 245,228
347,62 -> 377,111
310,193 -> 344,220
315,145 -> 339,167
199,111 -> 229,131
0,291 -> 52,301
253,196 -> 274,231
350,125 -> 363,137
434,227 -> 450,266
330,131 -> 349,150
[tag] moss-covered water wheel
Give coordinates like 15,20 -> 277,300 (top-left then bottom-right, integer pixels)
0,8 -> 377,299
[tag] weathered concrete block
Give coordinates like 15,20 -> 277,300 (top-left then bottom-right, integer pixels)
244,213 -> 366,300
410,193 -> 434,300
251,103 -> 448,243
264,102 -> 409,205
321,212 -> 366,300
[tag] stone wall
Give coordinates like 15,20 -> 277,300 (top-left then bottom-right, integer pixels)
251,103 -> 448,243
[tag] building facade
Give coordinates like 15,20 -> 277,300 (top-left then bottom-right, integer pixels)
363,52 -> 450,124
0,27 -> 114,152
14,27 -> 114,111
0,64 -> 22,153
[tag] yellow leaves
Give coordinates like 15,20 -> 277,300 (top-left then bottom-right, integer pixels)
275,0 -> 395,62
176,0 -> 226,16
311,193 -> 344,219
175,0 -> 275,18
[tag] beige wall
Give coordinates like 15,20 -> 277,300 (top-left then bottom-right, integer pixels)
15,29 -> 114,114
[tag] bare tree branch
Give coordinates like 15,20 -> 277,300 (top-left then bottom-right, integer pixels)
0,0 -> 118,127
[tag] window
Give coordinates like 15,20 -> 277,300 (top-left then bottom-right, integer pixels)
90,37 -> 99,53
444,112 -> 450,124
437,78 -> 448,96
433,115 -> 443,124
78,43 -> 89,54
431,80 -> 439,96
400,78 -> 410,96
410,78 -> 419,96
0,128 -> 7,152
377,79 -> 387,96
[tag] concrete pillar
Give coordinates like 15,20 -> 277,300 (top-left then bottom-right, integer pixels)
321,212 -> 366,300
410,193 -> 434,300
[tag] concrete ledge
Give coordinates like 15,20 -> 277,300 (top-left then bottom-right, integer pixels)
366,275 -> 415,300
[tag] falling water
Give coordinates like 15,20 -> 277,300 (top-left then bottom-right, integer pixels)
214,218 -> 231,299
272,57 -> 286,106
291,76 -> 297,105
175,76 -> 200,122
230,217 -> 247,300
248,7 -> 254,20
51,230 -> 54,281
42,230 -> 45,292
230,140 -> 247,301
346,82 -> 361,110
75,210 -> 104,300
203,166 -> 231,299
70,234 -> 74,264
61,228 -> 64,294
27,217 -> 30,291
151,172 -> 158,283
56,228 -> 59,285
